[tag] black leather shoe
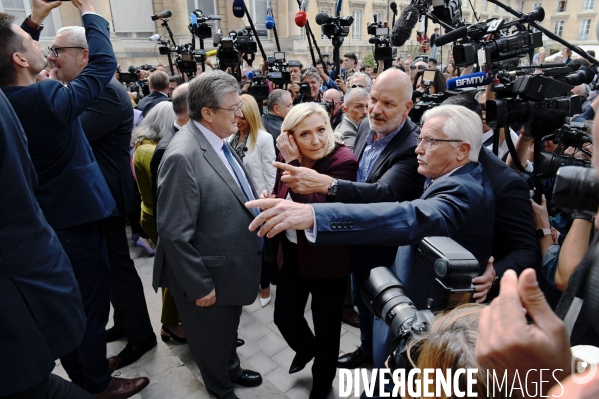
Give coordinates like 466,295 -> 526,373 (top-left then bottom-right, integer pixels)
337,348 -> 372,368
236,339 -> 245,347
112,334 -> 157,370
233,369 -> 262,387
105,326 -> 125,343
289,352 -> 314,374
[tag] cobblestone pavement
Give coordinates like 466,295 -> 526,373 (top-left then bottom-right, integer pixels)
52,231 -> 369,398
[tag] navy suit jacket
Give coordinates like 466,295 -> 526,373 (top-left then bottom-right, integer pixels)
135,91 -> 171,117
312,162 -> 495,309
80,77 -> 136,217
335,118 -> 426,270
0,91 -> 85,395
1,14 -> 116,230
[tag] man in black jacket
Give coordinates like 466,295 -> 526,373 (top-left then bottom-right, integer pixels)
262,89 -> 293,149
135,70 -> 171,117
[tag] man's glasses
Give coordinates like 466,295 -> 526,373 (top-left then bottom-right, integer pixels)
47,46 -> 86,57
214,104 -> 243,114
417,136 -> 463,149
410,65 -> 427,70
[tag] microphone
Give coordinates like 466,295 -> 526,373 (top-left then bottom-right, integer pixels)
265,0 -> 275,29
246,71 -> 255,80
390,2 -> 398,15
434,26 -> 468,47
149,34 -> 161,41
151,10 -> 172,21
315,12 -> 332,25
295,0 -> 307,27
232,0 -> 246,18
446,72 -> 493,90
190,14 -> 198,29
336,0 -> 343,16
390,5 -> 419,47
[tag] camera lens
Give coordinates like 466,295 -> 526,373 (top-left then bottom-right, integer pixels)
565,66 -> 595,86
553,165 -> 598,214
539,152 -> 592,179
486,99 -> 531,128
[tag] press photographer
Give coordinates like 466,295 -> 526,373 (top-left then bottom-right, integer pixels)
294,69 -> 323,104
321,89 -> 343,130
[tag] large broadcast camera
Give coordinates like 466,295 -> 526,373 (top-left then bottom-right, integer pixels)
361,237 -> 480,371
368,15 -> 393,65
410,87 -> 477,125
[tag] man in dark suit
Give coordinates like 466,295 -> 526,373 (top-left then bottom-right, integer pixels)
135,70 -> 171,117
267,69 -> 425,368
0,83 -> 92,399
0,1 -> 149,396
262,89 -> 293,148
154,71 -> 263,399
441,95 -> 540,295
47,27 -> 157,369
247,104 -> 495,370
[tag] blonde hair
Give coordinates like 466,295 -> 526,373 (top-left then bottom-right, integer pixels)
407,304 -> 506,399
239,94 -> 265,153
280,103 -> 343,162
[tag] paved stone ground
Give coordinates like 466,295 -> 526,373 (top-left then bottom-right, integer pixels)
52,231 -> 370,398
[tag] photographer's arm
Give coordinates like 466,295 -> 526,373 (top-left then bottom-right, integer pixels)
554,218 -> 593,291
506,131 -> 534,172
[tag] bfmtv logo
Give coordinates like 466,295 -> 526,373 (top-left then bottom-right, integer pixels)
571,346 -> 599,385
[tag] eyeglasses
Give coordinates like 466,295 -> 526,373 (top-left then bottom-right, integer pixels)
47,46 -> 86,57
417,136 -> 463,149
410,65 -> 427,70
214,104 -> 243,114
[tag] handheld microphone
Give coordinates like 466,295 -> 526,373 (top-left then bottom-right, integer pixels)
151,10 -> 172,21
265,0 -> 275,29
434,26 -> 468,47
390,2 -> 398,15
446,72 -> 493,90
391,5 -> 419,47
232,0 -> 246,18
149,34 -> 161,41
295,0 -> 307,27
315,12 -> 331,25
246,71 -> 255,80
190,14 -> 198,29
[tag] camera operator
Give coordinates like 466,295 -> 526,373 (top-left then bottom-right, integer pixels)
476,88 -> 520,160
315,59 -> 339,92
135,70 -> 171,117
332,53 -> 358,89
294,69 -> 323,104
287,62 -> 303,102
334,87 -> 369,150
261,89 -> 293,148
322,89 -> 343,130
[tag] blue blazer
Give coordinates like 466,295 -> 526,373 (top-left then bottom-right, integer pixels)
1,14 -> 116,230
0,91 -> 85,395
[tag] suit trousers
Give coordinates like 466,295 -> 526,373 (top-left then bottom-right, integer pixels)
175,300 -> 243,399
56,222 -> 111,394
274,236 -> 348,398
0,374 -> 94,399
99,216 -> 154,345
140,210 -> 180,326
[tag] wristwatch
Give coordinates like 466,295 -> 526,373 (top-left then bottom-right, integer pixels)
535,228 -> 552,238
571,212 -> 594,223
327,178 -> 339,199
24,14 -> 44,31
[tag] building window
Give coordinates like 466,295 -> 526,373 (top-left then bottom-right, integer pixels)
246,0 -> 269,38
111,0 -> 154,38
482,0 -> 488,11
584,0 -> 595,10
321,9 -> 331,39
579,19 -> 591,40
557,1 -> 567,12
516,1 -> 523,11
373,11 -> 383,24
493,3 -> 498,12
504,0 -> 510,13
352,10 -> 361,40
0,0 -> 61,38
553,20 -> 564,37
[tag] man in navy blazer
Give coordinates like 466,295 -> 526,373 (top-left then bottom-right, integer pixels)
0,0 -> 148,396
247,104 -> 495,369
135,70 -> 171,117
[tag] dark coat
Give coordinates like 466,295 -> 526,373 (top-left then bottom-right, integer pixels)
135,91 -> 171,117
274,145 -> 359,279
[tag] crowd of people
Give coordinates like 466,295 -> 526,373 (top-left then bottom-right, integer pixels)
2,1 -> 599,399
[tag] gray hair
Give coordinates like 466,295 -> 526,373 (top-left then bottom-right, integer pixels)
421,105 -> 483,162
131,102 -> 176,146
188,70 -> 239,121
349,72 -> 372,89
171,83 -> 189,116
343,87 -> 369,106
300,69 -> 322,83
267,89 -> 290,112
56,26 -> 88,48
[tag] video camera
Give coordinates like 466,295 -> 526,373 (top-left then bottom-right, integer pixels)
117,65 -> 151,97
266,52 -> 292,86
215,27 -> 266,70
368,15 -> 393,63
410,87 -> 477,125
361,237 -> 480,371
316,13 -> 353,38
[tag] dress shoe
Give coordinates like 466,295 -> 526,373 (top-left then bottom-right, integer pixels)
259,295 -> 271,307
111,334 -> 157,370
136,237 -> 155,256
236,338 -> 245,347
160,324 -> 187,344
93,376 -> 150,399
289,352 -> 314,374
342,310 -> 360,328
107,356 -> 120,374
233,369 -> 262,387
337,348 -> 372,368
105,326 -> 125,343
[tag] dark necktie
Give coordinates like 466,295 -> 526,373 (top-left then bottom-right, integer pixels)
422,179 -> 433,197
222,143 -> 259,216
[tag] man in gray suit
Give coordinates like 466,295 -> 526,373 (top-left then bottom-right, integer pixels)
334,87 -> 369,150
154,70 -> 263,399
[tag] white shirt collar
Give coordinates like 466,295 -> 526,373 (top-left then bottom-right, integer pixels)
174,122 -> 183,130
192,120 -> 226,151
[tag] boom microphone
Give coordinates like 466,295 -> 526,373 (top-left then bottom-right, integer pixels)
446,72 -> 493,90
232,0 -> 246,18
149,34 -> 161,41
434,26 -> 468,47
390,2 -> 398,15
295,0 -> 307,27
151,10 -> 172,21
315,12 -> 331,25
391,5 -> 419,47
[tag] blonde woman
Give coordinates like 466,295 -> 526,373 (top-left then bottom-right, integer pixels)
228,94 -> 277,306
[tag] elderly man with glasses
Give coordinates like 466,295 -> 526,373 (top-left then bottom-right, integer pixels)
246,104 -> 495,386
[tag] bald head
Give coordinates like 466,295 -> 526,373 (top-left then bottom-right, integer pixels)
323,88 -> 341,102
373,68 -> 412,103
368,69 -> 413,136
172,83 -> 190,125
